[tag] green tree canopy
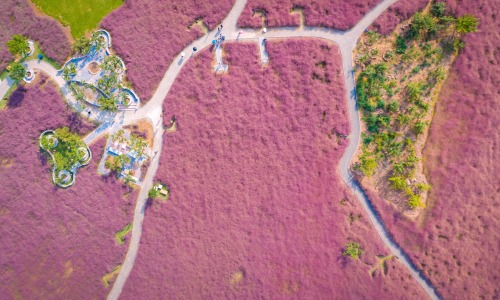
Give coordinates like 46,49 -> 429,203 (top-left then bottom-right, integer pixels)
9,62 -> 26,81
342,242 -> 364,259
456,15 -> 479,33
73,36 -> 92,55
6,35 -> 29,57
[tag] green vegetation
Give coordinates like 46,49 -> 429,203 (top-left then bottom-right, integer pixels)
73,36 -> 92,55
6,35 -> 29,58
62,63 -> 77,81
40,127 -> 88,186
8,62 -> 26,82
50,127 -> 87,171
31,0 -> 124,38
115,223 -> 132,245
148,187 -> 160,199
98,96 -> 118,111
97,55 -> 122,96
355,3 -> 478,209
105,154 -> 130,173
342,242 -> 364,259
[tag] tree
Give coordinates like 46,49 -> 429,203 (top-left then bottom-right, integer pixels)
6,35 -> 29,57
431,2 -> 446,18
456,15 -> 478,34
62,63 -> 77,81
413,121 -> 426,135
342,242 -> 364,259
73,36 -> 92,55
359,154 -> 377,177
389,176 -> 407,190
9,62 -> 26,81
148,188 -> 159,199
98,96 -> 118,112
408,194 -> 425,209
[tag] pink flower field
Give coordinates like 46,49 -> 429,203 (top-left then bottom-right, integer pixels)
100,0 -> 235,101
0,78 -> 135,298
0,0 -> 71,71
364,0 -> 499,298
120,40 -> 426,299
237,0 -> 380,30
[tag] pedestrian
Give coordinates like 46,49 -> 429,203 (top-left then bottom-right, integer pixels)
181,52 -> 185,59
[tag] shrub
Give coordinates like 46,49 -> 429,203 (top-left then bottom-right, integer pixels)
456,15 -> 479,34
6,34 -> 29,57
408,193 -> 425,208
73,36 -> 92,55
359,154 -> 377,177
148,188 -> 159,199
342,242 -> 364,259
431,2 -> 446,18
387,101 -> 399,113
389,176 -> 407,190
413,121 -> 426,135
9,62 -> 26,81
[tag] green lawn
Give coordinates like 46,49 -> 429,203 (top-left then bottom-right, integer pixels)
31,0 -> 123,38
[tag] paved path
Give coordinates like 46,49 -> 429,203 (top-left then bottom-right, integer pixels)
0,0 -> 440,298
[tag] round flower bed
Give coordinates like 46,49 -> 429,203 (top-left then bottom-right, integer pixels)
88,62 -> 100,74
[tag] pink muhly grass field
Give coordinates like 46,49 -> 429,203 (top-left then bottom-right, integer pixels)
237,0 -> 380,30
100,0 -> 235,101
365,0 -> 499,298
0,78 -> 135,298
0,0 -> 71,71
120,41 -> 426,299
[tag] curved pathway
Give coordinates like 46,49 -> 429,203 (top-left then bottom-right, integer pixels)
0,0 -> 439,299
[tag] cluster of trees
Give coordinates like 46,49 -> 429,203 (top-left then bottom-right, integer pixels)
62,63 -> 77,81
97,95 -> 118,112
354,2 -> 478,209
5,35 -> 29,82
42,127 -> 86,172
72,33 -> 106,55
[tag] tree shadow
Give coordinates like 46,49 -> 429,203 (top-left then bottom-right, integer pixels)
8,86 -> 27,108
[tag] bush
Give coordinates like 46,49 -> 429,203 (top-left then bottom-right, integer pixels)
342,242 -> 364,259
73,36 -> 92,55
148,188 -> 159,199
413,121 -> 426,135
9,62 -> 26,81
387,101 -> 399,113
431,2 -> 446,18
6,34 -> 29,57
408,193 -> 425,208
456,15 -> 479,34
359,154 -> 377,177
389,176 -> 407,190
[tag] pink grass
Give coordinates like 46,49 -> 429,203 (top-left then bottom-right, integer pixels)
0,78 -> 135,298
237,0 -> 381,30
100,0 -> 235,101
0,0 -> 71,71
120,41 -> 426,299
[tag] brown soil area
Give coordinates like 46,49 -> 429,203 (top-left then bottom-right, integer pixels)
88,62 -> 100,74
123,119 -> 154,148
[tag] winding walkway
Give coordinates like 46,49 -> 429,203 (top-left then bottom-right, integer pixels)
0,0 -> 440,298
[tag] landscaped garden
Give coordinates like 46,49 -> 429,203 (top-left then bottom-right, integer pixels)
237,0 -> 380,29
39,126 -> 91,187
31,0 -> 124,38
120,41 -> 427,299
0,78 -> 135,299
61,30 -> 140,111
353,2 -> 478,213
356,0 -> 499,298
100,128 -> 150,185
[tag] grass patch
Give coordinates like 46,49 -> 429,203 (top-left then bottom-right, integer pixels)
115,222 -> 132,245
31,0 -> 124,38
102,265 -> 122,288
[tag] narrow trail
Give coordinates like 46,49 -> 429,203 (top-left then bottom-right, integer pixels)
0,0 -> 440,298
